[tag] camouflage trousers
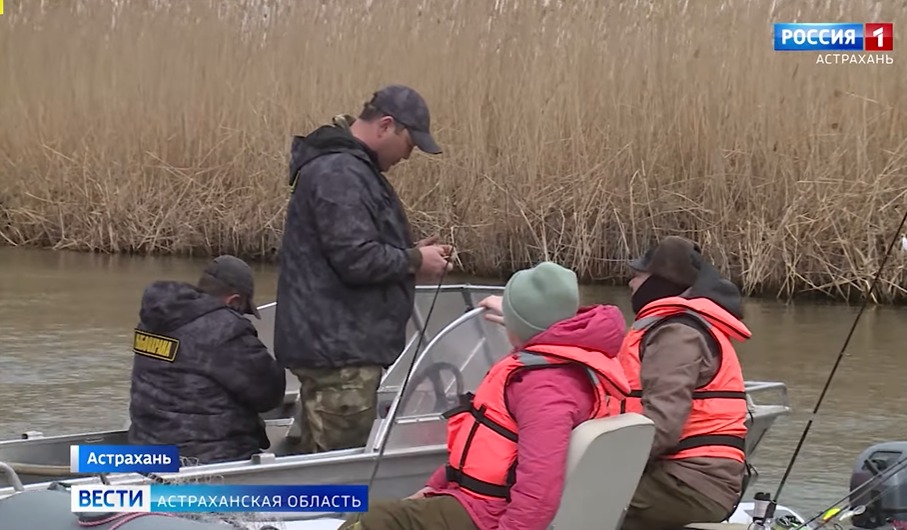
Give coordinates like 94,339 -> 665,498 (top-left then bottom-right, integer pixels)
286,365 -> 383,454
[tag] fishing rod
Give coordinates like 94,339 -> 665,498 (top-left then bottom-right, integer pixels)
810,485 -> 888,530
364,259 -> 452,491
795,452 -> 907,530
828,472 -> 907,530
753,206 -> 907,528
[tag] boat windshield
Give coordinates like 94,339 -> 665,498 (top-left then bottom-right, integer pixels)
381,285 -> 506,391
376,285 -> 513,451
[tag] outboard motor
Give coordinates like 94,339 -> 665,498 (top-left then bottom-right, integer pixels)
851,442 -> 907,529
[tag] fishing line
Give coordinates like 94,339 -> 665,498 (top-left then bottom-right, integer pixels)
771,206 -> 907,507
296,260 -> 452,523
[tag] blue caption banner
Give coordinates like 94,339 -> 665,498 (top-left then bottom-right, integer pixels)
70,445 -> 181,473
71,484 -> 369,513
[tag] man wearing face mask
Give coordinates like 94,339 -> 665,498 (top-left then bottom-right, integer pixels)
128,255 -> 287,465
612,237 -> 753,530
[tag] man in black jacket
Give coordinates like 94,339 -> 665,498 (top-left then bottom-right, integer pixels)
275,84 -> 453,454
127,255 -> 287,465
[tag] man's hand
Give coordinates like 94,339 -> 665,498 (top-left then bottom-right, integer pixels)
404,486 -> 433,500
478,295 -> 504,325
417,245 -> 454,281
417,235 -> 455,265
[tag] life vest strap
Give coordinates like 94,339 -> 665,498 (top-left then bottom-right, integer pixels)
693,390 -> 747,399
663,434 -> 746,456
445,465 -> 513,500
442,393 -> 518,443
624,389 -> 746,399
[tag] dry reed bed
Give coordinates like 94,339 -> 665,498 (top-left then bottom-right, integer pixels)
1,0 -> 906,302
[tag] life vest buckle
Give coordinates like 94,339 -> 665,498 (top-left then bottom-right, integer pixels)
441,392 -> 475,419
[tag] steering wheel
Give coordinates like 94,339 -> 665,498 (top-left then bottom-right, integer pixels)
399,362 -> 466,415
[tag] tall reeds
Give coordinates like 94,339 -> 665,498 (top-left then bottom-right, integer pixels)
1,0 -> 906,301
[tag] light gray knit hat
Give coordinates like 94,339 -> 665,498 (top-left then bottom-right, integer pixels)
502,261 -> 580,344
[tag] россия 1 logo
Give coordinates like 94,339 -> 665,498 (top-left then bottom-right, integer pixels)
773,22 -> 894,64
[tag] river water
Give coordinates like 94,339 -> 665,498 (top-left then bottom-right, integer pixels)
2,246 -> 907,517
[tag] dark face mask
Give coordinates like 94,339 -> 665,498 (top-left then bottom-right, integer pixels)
631,275 -> 689,314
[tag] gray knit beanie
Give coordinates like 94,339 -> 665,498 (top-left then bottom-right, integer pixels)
502,261 -> 580,344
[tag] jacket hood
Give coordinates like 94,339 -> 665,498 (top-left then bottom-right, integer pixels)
684,259 -> 745,320
288,116 -> 377,187
523,304 -> 626,359
138,281 -> 228,332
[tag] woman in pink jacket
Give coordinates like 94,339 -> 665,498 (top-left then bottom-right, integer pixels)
339,261 -> 630,530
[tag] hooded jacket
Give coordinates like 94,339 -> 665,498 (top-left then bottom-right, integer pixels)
630,259 -> 749,512
424,305 -> 628,530
127,281 -> 287,465
274,116 -> 417,370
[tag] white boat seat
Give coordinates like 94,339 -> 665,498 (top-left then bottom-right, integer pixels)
549,413 -> 655,530
257,413 -> 656,530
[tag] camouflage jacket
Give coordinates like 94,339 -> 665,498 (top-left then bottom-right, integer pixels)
273,116 -> 417,370
127,281 -> 287,464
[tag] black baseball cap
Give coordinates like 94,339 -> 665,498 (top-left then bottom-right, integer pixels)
198,255 -> 260,319
367,85 -> 442,155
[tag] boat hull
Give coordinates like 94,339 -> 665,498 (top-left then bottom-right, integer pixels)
0,412 -> 818,530
0,285 -> 792,504
0,387 -> 787,497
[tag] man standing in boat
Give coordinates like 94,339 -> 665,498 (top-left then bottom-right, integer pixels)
127,255 -> 287,465
274,85 -> 454,455
338,261 -> 632,530
614,236 -> 752,530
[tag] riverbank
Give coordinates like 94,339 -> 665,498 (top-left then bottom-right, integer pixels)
1,1 -> 906,302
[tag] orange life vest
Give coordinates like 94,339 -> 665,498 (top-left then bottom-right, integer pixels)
442,343 -> 631,501
607,296 -> 751,462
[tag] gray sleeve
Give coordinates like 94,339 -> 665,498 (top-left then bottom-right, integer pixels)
639,322 -> 708,459
308,156 -> 416,285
